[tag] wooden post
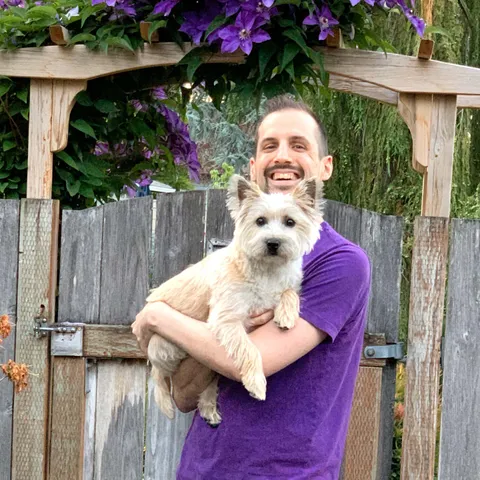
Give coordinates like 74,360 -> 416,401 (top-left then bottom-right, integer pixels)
26,79 -> 86,199
11,200 -> 60,480
398,93 -> 457,480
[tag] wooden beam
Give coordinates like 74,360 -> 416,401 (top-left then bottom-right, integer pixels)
457,95 -> 480,109
398,94 -> 457,217
26,79 -> 86,199
140,21 -> 159,43
326,28 -> 344,49
11,200 -> 60,480
1,44 -> 480,95
418,39 -> 434,60
48,358 -> 85,480
400,217 -> 449,480
49,25 -> 70,46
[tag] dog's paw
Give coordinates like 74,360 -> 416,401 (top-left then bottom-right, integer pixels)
274,308 -> 296,330
243,372 -> 267,401
200,407 -> 222,427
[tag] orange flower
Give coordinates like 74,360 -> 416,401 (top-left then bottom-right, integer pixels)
1,359 -> 29,393
0,314 -> 12,341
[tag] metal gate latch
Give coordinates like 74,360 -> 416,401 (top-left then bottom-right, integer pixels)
364,342 -> 405,361
34,319 -> 84,356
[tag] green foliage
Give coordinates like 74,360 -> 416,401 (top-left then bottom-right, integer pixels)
210,162 -> 235,189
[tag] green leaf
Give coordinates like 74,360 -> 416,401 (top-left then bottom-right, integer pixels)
424,25 -> 451,38
2,140 -> 15,152
78,161 -> 105,178
204,14 -> 229,38
56,151 -> 79,170
285,62 -> 295,80
76,90 -> 94,107
0,172 -> 10,179
147,20 -> 166,42
69,33 -> 96,45
130,117 -> 155,144
95,99 -> 117,113
275,0 -> 301,5
57,168 -> 74,182
66,179 -> 81,197
82,176 -> 103,186
0,182 -> 9,194
281,43 -> 301,71
79,183 -> 95,199
71,119 -> 97,139
105,36 -> 135,52
16,88 -> 28,103
178,48 -> 205,82
27,6 -> 57,19
276,18 -> 296,28
258,41 -> 277,79
0,76 -> 13,97
282,28 -> 309,56
21,108 -> 29,121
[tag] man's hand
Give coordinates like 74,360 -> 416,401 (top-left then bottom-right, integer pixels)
132,302 -> 168,354
245,309 -> 274,333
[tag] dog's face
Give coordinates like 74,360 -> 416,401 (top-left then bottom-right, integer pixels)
227,175 -> 323,263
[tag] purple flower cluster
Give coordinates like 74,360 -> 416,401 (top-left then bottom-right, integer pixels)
157,103 -> 200,181
125,170 -> 153,198
92,0 -> 136,19
0,0 -> 25,9
350,0 -> 425,37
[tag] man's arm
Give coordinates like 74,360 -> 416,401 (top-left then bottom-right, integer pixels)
133,301 -> 327,384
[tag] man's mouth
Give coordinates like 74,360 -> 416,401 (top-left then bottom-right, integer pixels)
270,171 -> 301,181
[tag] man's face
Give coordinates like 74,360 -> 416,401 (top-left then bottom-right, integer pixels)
250,109 -> 333,194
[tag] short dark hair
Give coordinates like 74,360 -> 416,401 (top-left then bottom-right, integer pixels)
254,94 -> 329,157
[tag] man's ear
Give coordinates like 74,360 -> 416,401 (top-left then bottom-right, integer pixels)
227,175 -> 261,218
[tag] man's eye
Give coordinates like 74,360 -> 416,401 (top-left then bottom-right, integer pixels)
293,144 -> 306,150
256,217 -> 267,227
264,144 -> 275,151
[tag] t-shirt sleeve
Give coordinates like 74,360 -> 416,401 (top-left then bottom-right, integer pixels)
299,245 -> 371,342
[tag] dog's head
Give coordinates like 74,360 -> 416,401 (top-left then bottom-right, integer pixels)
227,175 -> 323,263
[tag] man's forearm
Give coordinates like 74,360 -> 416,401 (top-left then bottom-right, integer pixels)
147,302 -> 242,381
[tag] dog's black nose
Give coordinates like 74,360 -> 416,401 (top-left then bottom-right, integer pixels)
266,239 -> 281,255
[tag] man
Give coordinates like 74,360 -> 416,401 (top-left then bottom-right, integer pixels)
132,95 -> 371,479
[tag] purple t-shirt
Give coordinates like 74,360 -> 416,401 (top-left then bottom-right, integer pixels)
177,222 -> 371,480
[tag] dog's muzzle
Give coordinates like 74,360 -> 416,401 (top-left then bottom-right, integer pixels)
266,238 -> 281,256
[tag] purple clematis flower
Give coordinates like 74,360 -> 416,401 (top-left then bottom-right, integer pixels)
152,86 -> 167,100
94,141 -> 110,156
303,4 -> 339,41
152,0 -> 179,16
179,5 -> 222,45
130,99 -> 148,112
218,11 -> 271,55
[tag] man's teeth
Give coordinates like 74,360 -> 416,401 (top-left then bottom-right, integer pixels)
272,172 -> 295,180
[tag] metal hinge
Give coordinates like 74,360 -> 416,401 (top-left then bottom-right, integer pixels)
34,319 -> 84,356
364,342 -> 405,362
206,238 -> 230,255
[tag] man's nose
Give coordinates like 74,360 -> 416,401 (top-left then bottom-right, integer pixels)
273,142 -> 292,164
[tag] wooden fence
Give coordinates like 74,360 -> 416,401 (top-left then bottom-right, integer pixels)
3,193 -> 476,479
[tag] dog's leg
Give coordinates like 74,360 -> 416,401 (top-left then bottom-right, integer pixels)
209,312 -> 266,401
198,375 -> 222,426
151,365 -> 175,419
274,288 -> 299,330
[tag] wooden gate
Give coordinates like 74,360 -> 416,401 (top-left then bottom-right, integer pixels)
1,192 -> 404,479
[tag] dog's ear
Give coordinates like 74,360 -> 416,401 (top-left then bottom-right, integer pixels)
227,175 -> 261,218
292,177 -> 324,215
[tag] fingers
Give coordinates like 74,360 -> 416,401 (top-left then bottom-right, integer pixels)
245,309 -> 274,332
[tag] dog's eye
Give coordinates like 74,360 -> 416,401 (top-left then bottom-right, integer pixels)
256,217 -> 267,227
285,218 -> 296,227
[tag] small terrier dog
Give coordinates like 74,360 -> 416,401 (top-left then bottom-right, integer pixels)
146,175 -> 323,425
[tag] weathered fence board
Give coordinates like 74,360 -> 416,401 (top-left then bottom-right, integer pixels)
401,217 -> 449,480
12,200 -> 60,480
438,219 -> 480,479
0,200 -> 20,480
144,192 -> 206,479
324,200 -> 403,480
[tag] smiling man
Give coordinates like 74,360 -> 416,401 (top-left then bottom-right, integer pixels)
132,95 -> 371,480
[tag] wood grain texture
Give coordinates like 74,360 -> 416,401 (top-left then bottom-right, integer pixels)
49,25 -> 70,45
0,43 -> 245,80
12,199 -> 59,480
58,206 -> 104,323
342,367 -> 383,480
100,197 -> 152,324
83,325 -> 146,359
400,217 -> 449,480
418,39 -> 434,60
144,377 -> 194,480
205,189 -> 234,252
26,79 -> 54,199
152,191 -> 206,287
324,200 -> 403,480
421,95 -> 457,218
94,360 -> 146,480
2,44 -> 480,95
457,95 -> 480,109
83,361 -> 97,480
438,219 -> 480,479
0,200 -> 20,480
48,357 -> 86,480
51,79 -> 87,152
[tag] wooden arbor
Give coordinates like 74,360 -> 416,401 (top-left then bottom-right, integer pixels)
2,42 -> 480,480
